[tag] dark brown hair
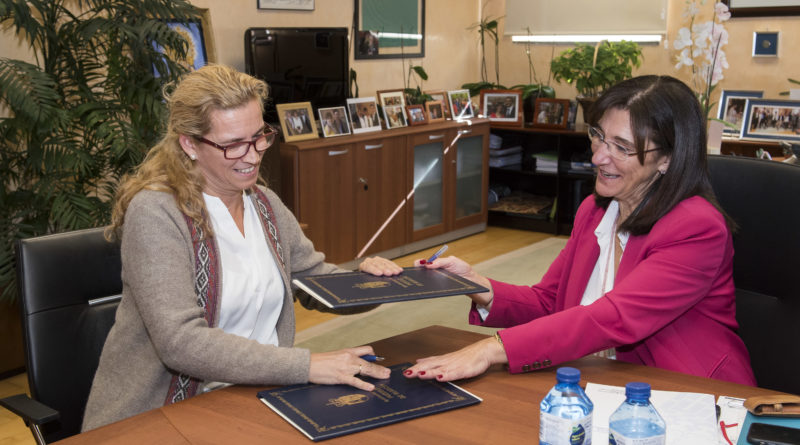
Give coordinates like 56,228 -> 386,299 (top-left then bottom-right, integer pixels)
587,75 -> 733,235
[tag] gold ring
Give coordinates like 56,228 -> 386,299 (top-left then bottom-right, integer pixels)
357,364 -> 363,375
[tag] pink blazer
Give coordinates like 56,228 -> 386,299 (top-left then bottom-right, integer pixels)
471,195 -> 756,385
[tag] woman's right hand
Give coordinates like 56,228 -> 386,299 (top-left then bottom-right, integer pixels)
309,345 -> 390,391
415,256 -> 493,307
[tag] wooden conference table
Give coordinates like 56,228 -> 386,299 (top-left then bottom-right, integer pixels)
57,325 -> 783,444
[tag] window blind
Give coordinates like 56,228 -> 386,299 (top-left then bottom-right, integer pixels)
504,0 -> 667,36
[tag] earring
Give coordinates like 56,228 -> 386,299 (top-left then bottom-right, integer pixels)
658,169 -> 666,175
189,154 -> 197,160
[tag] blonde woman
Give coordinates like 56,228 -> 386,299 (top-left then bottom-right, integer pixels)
83,65 -> 401,431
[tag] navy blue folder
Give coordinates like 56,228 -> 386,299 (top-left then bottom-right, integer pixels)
257,363 -> 482,441
292,267 -> 489,309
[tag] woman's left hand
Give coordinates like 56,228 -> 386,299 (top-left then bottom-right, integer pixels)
358,256 -> 403,276
402,337 -> 508,382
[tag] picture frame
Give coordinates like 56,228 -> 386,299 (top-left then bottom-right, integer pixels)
532,98 -> 570,129
257,0 -> 314,11
753,31 -> 779,57
717,90 -> 763,136
447,89 -> 474,119
354,0 -> 425,59
155,15 -> 214,75
722,0 -> 800,17
425,90 -> 450,118
318,106 -> 351,138
377,89 -> 408,129
276,102 -> 318,142
425,100 -> 446,123
740,98 -> 800,142
346,97 -> 382,134
406,104 -> 427,126
480,89 -> 523,127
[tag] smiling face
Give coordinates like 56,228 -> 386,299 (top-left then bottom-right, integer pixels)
179,99 -> 265,203
591,108 -> 670,220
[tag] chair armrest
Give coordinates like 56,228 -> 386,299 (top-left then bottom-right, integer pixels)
0,394 -> 59,425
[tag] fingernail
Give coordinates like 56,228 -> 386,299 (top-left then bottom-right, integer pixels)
404,370 -> 412,376
419,371 -> 426,375
437,375 -> 443,379
419,259 -> 427,264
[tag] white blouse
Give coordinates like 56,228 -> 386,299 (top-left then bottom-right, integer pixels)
203,192 -> 284,346
580,200 -> 629,306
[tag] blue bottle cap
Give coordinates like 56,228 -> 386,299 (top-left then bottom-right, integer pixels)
625,382 -> 651,399
555,367 -> 581,384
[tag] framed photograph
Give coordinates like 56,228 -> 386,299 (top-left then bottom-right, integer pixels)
318,106 -> 351,138
406,104 -> 427,126
354,0 -> 425,59
154,17 -> 213,76
717,90 -> 763,136
447,89 -> 474,119
532,98 -> 570,129
425,100 -> 446,123
346,97 -> 382,134
480,89 -> 523,127
753,31 -> 779,57
257,0 -> 314,11
377,89 -> 408,129
425,90 -> 450,118
741,98 -> 800,142
722,0 -> 800,17
276,102 -> 318,142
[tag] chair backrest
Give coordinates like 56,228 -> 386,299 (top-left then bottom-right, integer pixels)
15,227 -> 122,442
707,155 -> 800,395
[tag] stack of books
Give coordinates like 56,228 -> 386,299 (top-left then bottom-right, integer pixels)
488,133 -> 523,168
532,151 -> 558,173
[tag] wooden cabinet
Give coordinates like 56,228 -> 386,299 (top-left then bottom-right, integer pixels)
280,119 -> 489,264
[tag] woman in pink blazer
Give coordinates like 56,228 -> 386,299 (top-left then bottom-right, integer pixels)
404,76 -> 756,386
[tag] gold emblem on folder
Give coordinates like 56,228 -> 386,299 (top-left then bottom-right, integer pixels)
353,281 -> 391,289
327,394 -> 369,407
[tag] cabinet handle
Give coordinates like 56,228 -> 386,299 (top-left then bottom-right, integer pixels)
328,149 -> 349,156
428,134 -> 445,140
364,144 -> 383,150
458,129 -> 473,135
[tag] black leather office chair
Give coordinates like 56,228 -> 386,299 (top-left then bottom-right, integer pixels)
707,155 -> 800,395
0,228 -> 122,443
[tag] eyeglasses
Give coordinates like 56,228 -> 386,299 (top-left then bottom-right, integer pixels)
587,125 -> 658,161
194,123 -> 278,160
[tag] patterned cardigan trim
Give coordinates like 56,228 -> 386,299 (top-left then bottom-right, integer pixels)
164,188 -> 285,405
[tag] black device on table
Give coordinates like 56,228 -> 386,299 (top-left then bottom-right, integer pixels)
747,422 -> 800,445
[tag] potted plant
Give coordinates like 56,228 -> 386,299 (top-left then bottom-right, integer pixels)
550,40 -> 643,118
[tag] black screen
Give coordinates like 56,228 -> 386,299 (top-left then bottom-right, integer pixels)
244,27 -> 349,124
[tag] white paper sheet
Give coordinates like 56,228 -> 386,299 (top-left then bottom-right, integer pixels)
585,382 -> 718,445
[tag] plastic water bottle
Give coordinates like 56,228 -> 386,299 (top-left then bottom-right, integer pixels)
539,367 -> 593,445
608,382 -> 666,445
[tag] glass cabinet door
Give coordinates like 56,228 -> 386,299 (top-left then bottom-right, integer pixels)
454,134 -> 484,220
412,140 -> 444,232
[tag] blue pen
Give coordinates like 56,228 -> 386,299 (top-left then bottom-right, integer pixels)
426,244 -> 448,263
360,354 -> 384,362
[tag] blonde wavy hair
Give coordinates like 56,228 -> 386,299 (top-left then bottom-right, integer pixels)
107,64 -> 269,240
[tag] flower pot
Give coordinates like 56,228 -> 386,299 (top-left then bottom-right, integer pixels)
577,96 -> 597,123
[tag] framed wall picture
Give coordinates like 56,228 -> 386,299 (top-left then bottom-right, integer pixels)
425,100 -> 445,123
354,0 -> 425,59
480,89 -> 523,127
722,0 -> 800,17
425,90 -> 450,118
257,0 -> 314,10
447,89 -> 474,119
377,89 -> 408,129
406,104 -> 427,126
346,97 -> 382,134
532,98 -> 570,129
753,31 -> 779,57
318,106 -> 351,138
717,90 -> 763,136
740,98 -> 800,142
276,102 -> 318,142
154,17 -> 212,76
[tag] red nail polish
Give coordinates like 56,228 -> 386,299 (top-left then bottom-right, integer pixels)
419,371 -> 426,375
404,370 -> 412,376
419,259 -> 427,264
437,375 -> 443,379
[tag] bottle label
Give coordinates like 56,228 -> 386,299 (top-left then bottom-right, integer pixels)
608,430 -> 665,445
539,411 -> 592,445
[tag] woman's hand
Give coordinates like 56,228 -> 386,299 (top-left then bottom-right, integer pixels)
416,256 -> 494,307
402,337 -> 508,382
309,345 -> 391,391
358,256 -> 403,276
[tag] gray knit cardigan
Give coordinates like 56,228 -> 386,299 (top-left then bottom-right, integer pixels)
82,186 -> 345,431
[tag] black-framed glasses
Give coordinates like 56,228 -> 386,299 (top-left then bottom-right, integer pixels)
587,125 -> 658,161
194,123 -> 278,160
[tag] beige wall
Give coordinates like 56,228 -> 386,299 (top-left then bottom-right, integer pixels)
485,0 -> 800,105
2,0 -> 798,107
